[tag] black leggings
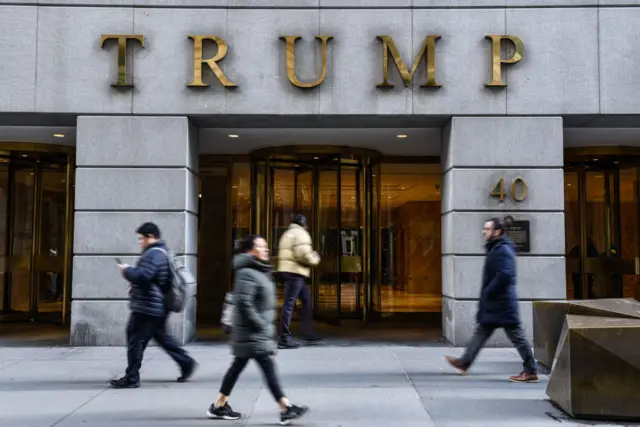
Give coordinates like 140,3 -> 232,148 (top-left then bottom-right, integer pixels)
220,355 -> 285,401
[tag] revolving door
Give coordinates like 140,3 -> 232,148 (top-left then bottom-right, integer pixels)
251,148 -> 378,324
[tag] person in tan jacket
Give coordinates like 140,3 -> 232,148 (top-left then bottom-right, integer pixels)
276,214 -> 322,349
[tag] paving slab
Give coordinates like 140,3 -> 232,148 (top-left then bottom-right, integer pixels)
247,387 -> 436,427
0,389 -> 105,427
54,388 -> 261,427
422,397 -> 568,427
0,344 -> 635,427
0,347 -> 49,360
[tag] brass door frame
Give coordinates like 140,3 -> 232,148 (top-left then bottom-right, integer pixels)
0,146 -> 74,325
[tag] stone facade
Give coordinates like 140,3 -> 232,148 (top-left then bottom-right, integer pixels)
71,116 -> 198,345
441,117 -> 566,346
1,2 -> 639,116
0,1 -> 638,346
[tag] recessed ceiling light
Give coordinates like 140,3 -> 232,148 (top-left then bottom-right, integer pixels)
228,134 -> 239,138
397,134 -> 408,139
53,133 -> 65,138
22,154 -> 27,157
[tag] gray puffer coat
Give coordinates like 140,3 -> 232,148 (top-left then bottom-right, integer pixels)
230,253 -> 277,358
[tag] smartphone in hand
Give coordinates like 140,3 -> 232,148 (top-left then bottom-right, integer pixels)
115,258 -> 122,264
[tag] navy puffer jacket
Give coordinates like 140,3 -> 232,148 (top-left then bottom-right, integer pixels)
477,235 -> 520,326
123,241 -> 171,317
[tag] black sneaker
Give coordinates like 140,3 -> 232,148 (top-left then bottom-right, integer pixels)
206,402 -> 242,420
280,404 -> 309,425
278,340 -> 300,350
177,360 -> 198,383
109,376 -> 140,389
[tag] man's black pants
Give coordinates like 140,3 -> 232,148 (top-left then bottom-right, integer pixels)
279,272 -> 314,341
125,311 -> 192,382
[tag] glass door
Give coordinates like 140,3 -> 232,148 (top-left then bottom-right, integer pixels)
251,148 -> 377,324
269,167 -> 295,258
34,167 -> 68,322
339,164 -> 363,317
294,166 -> 313,227
0,154 -> 72,324
6,166 -> 36,320
313,166 -> 341,324
565,160 -> 639,300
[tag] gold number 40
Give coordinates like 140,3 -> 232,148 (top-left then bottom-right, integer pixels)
490,177 -> 527,202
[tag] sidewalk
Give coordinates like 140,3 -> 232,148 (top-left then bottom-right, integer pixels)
0,344 -> 629,427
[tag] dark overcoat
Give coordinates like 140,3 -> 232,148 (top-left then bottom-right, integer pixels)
230,253 -> 277,358
477,236 -> 520,326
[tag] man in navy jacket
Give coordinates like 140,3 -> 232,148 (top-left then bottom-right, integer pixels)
445,218 -> 538,383
110,222 -> 196,388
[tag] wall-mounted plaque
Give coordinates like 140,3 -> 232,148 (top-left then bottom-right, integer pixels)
504,215 -> 530,253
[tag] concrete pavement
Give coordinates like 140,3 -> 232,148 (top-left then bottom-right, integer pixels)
0,344 -> 633,427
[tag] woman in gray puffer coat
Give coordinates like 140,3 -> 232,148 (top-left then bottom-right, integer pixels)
207,235 -> 309,425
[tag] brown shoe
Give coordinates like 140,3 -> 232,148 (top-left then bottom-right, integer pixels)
509,372 -> 539,383
445,356 -> 470,374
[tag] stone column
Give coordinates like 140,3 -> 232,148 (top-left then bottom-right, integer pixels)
441,117 -> 566,347
71,116 -> 198,346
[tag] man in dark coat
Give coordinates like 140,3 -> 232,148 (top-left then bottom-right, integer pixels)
110,222 -> 196,388
445,218 -> 538,383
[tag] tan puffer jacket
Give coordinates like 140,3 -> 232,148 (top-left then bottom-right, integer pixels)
276,223 -> 320,278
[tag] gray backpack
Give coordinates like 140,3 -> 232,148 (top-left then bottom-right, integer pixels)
149,247 -> 195,313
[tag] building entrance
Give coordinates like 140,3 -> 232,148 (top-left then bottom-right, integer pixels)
0,144 -> 74,324
251,148 -> 375,324
565,148 -> 640,301
198,147 -> 443,329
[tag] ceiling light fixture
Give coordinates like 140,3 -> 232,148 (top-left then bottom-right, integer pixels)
53,133 -> 65,138
397,134 -> 408,139
228,134 -> 239,138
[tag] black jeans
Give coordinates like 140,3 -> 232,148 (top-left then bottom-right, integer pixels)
279,272 -> 314,340
461,323 -> 538,374
125,311 -> 193,382
220,355 -> 285,401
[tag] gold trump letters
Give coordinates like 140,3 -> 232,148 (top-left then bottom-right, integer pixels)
376,35 -> 441,88
187,35 -> 237,88
100,33 -> 524,89
485,35 -> 524,87
280,36 -> 333,89
100,34 -> 144,87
